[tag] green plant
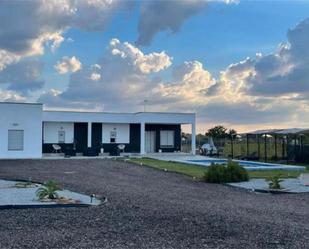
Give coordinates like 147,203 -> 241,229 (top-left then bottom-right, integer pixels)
226,160 -> 249,182
203,160 -> 248,183
36,180 -> 61,200
203,163 -> 228,183
268,175 -> 283,189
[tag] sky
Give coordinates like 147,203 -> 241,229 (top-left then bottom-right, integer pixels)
1,0 -> 309,133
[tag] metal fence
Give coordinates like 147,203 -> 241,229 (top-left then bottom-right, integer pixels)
216,133 -> 309,163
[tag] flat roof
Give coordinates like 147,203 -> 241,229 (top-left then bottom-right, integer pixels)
0,101 -> 43,106
246,128 -> 309,135
43,110 -> 194,115
0,101 -> 194,115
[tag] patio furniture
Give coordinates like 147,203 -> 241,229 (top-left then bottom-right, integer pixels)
117,144 -> 125,153
52,144 -> 62,153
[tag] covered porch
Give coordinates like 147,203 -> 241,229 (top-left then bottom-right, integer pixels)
42,111 -> 196,157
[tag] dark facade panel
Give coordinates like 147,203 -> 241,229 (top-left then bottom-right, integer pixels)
74,122 -> 88,153
91,123 -> 102,152
146,124 -> 181,152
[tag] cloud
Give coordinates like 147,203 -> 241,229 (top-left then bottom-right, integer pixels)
0,50 -> 20,71
0,0 -> 132,64
39,31 -> 309,131
90,73 -> 101,81
210,18 -> 309,98
137,0 -> 237,46
151,61 -> 215,104
0,89 -> 25,102
40,14 -> 309,132
0,59 -> 44,95
55,56 -> 82,74
110,38 -> 172,73
40,39 -> 172,110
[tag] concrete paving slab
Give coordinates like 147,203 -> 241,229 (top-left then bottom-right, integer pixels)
228,178 -> 309,193
0,179 -> 101,207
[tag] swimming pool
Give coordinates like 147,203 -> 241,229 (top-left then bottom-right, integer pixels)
186,159 -> 306,171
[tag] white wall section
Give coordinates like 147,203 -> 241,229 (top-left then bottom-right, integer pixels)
0,103 -> 42,158
43,122 -> 74,144
102,123 -> 130,144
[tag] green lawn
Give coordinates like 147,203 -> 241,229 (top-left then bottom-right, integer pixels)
128,157 -> 308,180
128,158 -> 207,179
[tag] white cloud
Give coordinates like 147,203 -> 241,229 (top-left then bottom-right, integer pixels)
0,89 -> 25,102
50,33 -> 65,53
109,38 -> 172,74
55,56 -> 82,74
91,73 -> 101,81
0,50 -> 20,71
0,0 -> 132,64
152,61 -> 215,104
40,39 -> 172,111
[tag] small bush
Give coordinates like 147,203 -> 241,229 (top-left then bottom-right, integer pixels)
226,161 -> 249,182
36,180 -> 61,200
268,175 -> 283,189
203,160 -> 249,183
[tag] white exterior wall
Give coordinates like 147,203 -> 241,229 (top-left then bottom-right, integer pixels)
0,103 -> 42,158
102,123 -> 130,143
43,122 -> 74,144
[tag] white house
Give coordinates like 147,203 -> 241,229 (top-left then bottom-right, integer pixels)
0,102 -> 196,158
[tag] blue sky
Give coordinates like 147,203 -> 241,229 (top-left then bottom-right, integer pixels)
1,0 -> 309,132
42,0 -> 309,91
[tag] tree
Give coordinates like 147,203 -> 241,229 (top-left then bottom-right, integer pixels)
206,125 -> 228,138
228,129 -> 237,138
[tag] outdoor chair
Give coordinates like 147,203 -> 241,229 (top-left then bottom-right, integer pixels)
52,144 -> 62,153
117,144 -> 125,153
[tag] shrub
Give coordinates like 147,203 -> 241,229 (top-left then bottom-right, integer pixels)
226,160 -> 249,182
203,160 -> 249,183
36,180 -> 61,200
268,175 -> 283,189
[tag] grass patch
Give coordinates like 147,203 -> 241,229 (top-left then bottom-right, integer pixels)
127,157 -> 307,180
128,158 -> 206,179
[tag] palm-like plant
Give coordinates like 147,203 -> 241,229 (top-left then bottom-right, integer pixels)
268,175 -> 283,190
36,180 -> 61,200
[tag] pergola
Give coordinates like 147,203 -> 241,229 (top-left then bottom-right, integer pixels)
230,128 -> 309,162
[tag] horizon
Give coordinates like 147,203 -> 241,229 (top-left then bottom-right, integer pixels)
1,0 -> 309,133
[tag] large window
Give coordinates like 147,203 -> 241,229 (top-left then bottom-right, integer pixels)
160,130 -> 174,148
58,131 -> 65,143
8,130 -> 24,151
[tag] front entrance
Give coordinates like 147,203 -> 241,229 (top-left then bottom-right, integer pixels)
145,131 -> 156,153
74,123 -> 88,153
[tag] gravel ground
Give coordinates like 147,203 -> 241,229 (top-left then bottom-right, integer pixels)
0,159 -> 309,249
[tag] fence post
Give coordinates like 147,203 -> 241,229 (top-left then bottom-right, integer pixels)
274,134 -> 277,160
264,134 -> 267,163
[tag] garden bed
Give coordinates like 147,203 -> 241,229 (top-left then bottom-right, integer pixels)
0,179 -> 102,209
227,178 -> 309,193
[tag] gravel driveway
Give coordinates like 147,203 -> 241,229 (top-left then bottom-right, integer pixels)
0,159 -> 309,249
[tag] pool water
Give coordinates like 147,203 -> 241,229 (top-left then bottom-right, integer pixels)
186,159 -> 306,171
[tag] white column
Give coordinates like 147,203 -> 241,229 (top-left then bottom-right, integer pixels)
87,122 -> 92,148
140,122 -> 145,155
191,122 -> 196,155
